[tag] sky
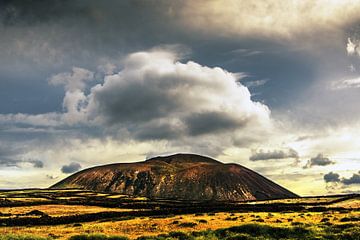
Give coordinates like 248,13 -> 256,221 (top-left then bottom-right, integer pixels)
0,0 -> 359,195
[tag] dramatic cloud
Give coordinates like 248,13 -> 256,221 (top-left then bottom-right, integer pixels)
0,1 -> 358,195
304,154 -> 334,168
0,144 -> 43,168
0,158 -> 44,169
323,172 -> 340,183
61,162 -> 82,174
0,47 -> 272,159
249,148 -> 299,161
179,0 -> 360,39
342,171 -> 360,185
84,48 -> 271,140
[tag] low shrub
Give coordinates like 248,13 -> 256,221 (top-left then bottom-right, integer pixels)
197,219 -> 208,223
69,234 -> 129,240
340,216 -> 360,222
215,223 -> 311,239
178,222 -> 197,228
168,231 -> 192,240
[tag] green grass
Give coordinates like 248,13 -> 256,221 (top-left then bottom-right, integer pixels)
69,234 -> 129,240
0,235 -> 50,240
132,223 -> 360,240
1,223 -> 359,240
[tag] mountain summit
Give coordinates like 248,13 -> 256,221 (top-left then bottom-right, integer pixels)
51,153 -> 298,201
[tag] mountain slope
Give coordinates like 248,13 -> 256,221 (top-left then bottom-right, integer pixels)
51,153 -> 298,201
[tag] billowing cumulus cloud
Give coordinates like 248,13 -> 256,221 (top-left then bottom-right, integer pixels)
304,154 -> 334,168
0,47 -> 272,158
83,48 -> 271,141
49,67 -> 94,125
249,148 -> 299,161
61,162 -> 82,174
0,1 -> 359,194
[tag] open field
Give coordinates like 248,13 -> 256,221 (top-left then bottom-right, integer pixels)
0,189 -> 358,239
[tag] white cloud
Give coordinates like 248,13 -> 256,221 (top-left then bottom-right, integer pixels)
331,77 -> 360,90
0,47 -> 272,158
9,47 -> 360,195
49,67 -> 94,91
346,38 -> 360,56
85,48 -> 271,142
178,0 -> 360,39
243,79 -> 268,88
49,67 -> 94,124
0,113 -> 61,127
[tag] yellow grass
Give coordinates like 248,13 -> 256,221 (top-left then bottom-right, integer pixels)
106,194 -> 127,199
0,210 -> 358,239
330,199 -> 360,209
248,197 -> 343,205
0,204 -> 133,217
4,198 -> 50,203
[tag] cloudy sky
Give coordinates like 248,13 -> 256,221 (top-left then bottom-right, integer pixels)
0,0 -> 359,195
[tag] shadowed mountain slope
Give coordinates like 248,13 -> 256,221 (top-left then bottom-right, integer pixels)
51,153 -> 298,201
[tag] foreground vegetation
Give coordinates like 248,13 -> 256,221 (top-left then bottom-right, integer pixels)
0,189 -> 358,239
1,223 -> 359,240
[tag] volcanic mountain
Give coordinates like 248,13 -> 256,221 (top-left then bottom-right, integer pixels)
51,154 -> 298,201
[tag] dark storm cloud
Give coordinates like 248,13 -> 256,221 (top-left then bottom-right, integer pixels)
304,154 -> 334,168
0,0 -> 86,26
92,77 -> 181,125
323,171 -> 360,185
0,0 -> 330,119
0,0 -> 184,61
184,112 -> 243,136
0,144 -> 19,159
342,171 -> 360,185
61,162 -> 81,174
323,172 -> 340,183
0,157 -> 20,167
133,122 -> 181,141
249,148 -> 299,161
0,156 -> 44,169
0,0 -> 190,115
0,144 -> 24,167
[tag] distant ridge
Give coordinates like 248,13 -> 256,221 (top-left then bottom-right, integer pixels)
51,153 -> 298,201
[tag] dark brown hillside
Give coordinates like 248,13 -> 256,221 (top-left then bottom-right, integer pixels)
51,153 -> 298,201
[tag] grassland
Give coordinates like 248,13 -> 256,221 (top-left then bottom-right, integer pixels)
0,189 -> 358,239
